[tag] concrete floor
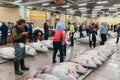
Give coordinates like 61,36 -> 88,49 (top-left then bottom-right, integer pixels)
0,38 -> 120,80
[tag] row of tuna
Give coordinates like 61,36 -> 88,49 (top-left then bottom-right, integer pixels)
27,45 -> 116,80
77,31 -> 117,44
0,40 -> 53,59
76,36 -> 101,44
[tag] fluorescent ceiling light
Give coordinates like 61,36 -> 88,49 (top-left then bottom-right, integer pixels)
0,3 -> 3,4
93,8 -> 101,11
113,4 -> 120,7
80,9 -> 89,11
62,5 -> 69,8
116,11 -> 120,14
109,7 -> 117,10
52,6 -> 56,9
15,0 -> 22,3
82,14 -> 89,16
82,11 -> 88,13
97,1 -> 108,4
66,8 -> 73,11
69,11 -> 75,13
42,3 -> 49,6
27,6 -> 33,9
80,10 -> 87,11
104,12 -> 110,15
49,8 -> 53,10
109,9 -> 117,11
78,3 -> 87,6
79,7 -> 86,10
95,6 -> 103,8
81,11 -> 87,14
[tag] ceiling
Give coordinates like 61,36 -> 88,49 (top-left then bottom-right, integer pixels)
0,0 -> 120,17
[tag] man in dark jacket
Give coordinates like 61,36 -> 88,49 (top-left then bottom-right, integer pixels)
24,24 -> 29,32
0,22 -> 8,45
12,19 -> 29,75
73,23 -> 77,33
28,22 -> 33,42
79,23 -> 84,38
89,23 -> 97,48
114,25 -> 117,32
116,23 -> 120,43
44,20 -> 49,40
95,22 -> 99,35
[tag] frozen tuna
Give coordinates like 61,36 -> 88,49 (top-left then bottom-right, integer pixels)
70,55 -> 97,68
41,40 -> 53,49
0,47 -> 15,59
28,42 -> 49,52
25,45 -> 37,56
35,73 -> 60,80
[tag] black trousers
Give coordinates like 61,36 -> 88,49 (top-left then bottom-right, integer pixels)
1,36 -> 7,45
100,34 -> 107,45
44,32 -> 49,40
79,31 -> 83,38
86,29 -> 89,36
89,41 -> 96,48
53,41 -> 64,63
116,37 -> 119,43
63,43 -> 66,56
70,32 -> 74,46
29,33 -> 33,42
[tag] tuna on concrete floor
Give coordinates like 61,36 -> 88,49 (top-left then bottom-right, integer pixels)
0,38 -> 120,80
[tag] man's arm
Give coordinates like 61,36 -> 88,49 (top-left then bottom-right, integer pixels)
12,28 -> 24,40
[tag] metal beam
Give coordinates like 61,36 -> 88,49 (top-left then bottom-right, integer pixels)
0,1 -> 22,6
24,0 -> 54,5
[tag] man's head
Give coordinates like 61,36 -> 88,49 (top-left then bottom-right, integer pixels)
81,23 -> 83,26
38,32 -> 42,36
103,22 -> 107,26
2,22 -> 5,25
46,20 -> 49,24
101,22 -> 104,26
8,22 -> 10,24
55,18 -> 60,25
17,19 -> 26,29
92,23 -> 95,26
67,22 -> 71,27
118,23 -> 120,26
55,22 -> 66,32
27,22 -> 29,24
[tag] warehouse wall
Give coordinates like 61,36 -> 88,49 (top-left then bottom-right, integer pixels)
94,16 -> 120,25
72,16 -> 80,24
83,17 -> 92,27
0,7 -> 20,23
29,10 -> 46,28
66,15 -> 80,24
46,12 -> 51,20
60,13 -> 66,22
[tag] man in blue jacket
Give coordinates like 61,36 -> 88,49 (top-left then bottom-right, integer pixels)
99,22 -> 108,45
0,22 -> 8,45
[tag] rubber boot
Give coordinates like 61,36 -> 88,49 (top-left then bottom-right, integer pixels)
14,61 -> 23,75
20,59 -> 29,70
116,38 -> 119,43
